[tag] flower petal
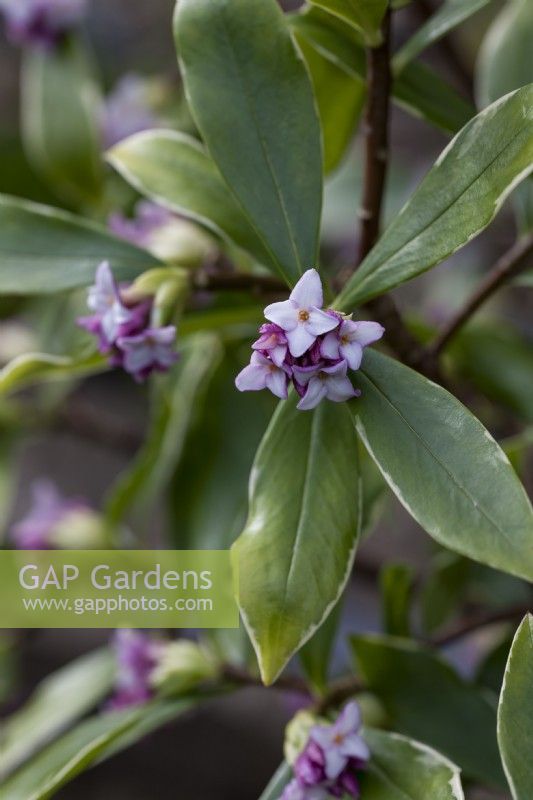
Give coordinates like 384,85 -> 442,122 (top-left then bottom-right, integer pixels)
289,268 -> 323,308
235,364 -> 267,392
265,368 -> 289,399
297,378 -> 328,410
306,308 -> 339,337
336,701 -> 362,735
320,331 -> 341,361
286,324 -> 317,357
325,375 -> 358,403
352,320 -> 385,346
340,340 -> 364,371
340,734 -> 370,763
263,299 -> 298,331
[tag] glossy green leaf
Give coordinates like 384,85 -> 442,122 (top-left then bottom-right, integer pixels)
0,195 -> 158,295
107,130 -> 271,267
290,9 -> 474,135
351,349 -> 533,581
352,634 -> 505,787
296,36 -> 365,174
0,351 -> 105,397
380,564 -> 413,637
394,0 -> 492,74
335,87 -> 533,308
309,0 -> 387,45
497,615 -> 533,799
258,761 -> 293,800
232,395 -> 361,685
105,333 -> 222,526
0,649 -> 115,780
175,0 -> 323,286
21,37 -> 103,208
360,728 -> 465,799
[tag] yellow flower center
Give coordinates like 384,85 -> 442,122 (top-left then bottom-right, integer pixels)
298,309 -> 310,322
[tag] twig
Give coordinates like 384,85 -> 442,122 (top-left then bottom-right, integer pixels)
429,234 -> 533,356
316,675 -> 365,715
430,603 -> 530,648
193,269 -> 286,296
221,664 -> 311,697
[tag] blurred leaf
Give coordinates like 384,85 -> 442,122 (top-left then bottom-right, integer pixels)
0,649 -> 115,780
170,346 -> 275,550
360,728 -> 465,799
0,636 -> 15,706
451,326 -> 533,423
299,593 -> 343,694
21,37 -> 103,209
359,437 -> 388,538
335,86 -> 533,308
0,195 -> 158,295
108,131 -> 271,267
350,350 -> 533,581
420,553 -> 470,635
394,0 -> 492,74
259,761 -> 293,800
296,36 -> 365,174
497,614 -> 533,799
476,634 -> 513,695
105,333 -> 222,526
476,0 -> 533,233
175,0 -> 322,286
352,634 -> 505,787
232,395 -> 361,685
291,8 -> 474,135
309,0 -> 387,45
380,564 -> 413,637
502,428 -> 533,476
0,352 -> 105,397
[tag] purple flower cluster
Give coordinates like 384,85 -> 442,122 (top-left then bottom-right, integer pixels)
108,629 -> 163,711
236,269 -> 384,411
11,480 -> 89,550
101,74 -> 163,150
109,202 -> 174,251
281,703 -> 370,800
77,261 -> 178,382
0,0 -> 86,48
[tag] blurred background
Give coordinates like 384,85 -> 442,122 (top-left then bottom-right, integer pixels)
0,1 -> 531,797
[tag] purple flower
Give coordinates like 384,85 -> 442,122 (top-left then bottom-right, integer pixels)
235,351 -> 291,399
293,361 -> 359,411
108,629 -> 163,711
78,261 -> 135,351
252,323 -> 288,367
281,781 -> 329,800
101,74 -> 162,149
321,319 -> 384,371
0,0 -> 86,47
117,325 -> 178,382
10,480 -> 88,550
109,201 -> 175,251
264,269 -> 338,357
310,703 -> 370,781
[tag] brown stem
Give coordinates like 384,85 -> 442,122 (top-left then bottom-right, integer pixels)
430,603 -> 531,648
430,234 -> 533,357
193,269 -> 286,296
221,664 -> 312,696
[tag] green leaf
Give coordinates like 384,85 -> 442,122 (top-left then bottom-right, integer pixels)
258,761 -> 293,800
290,8 -> 474,135
174,0 -> 323,286
299,593 -> 343,693
380,564 -> 413,637
105,333 -> 222,526
420,553 -> 470,635
0,194 -> 158,295
232,395 -> 361,685
21,37 -> 104,208
0,351 -> 105,397
0,649 -> 115,780
476,634 -> 513,695
352,634 -> 506,787
0,635 -> 15,706
296,35 -> 365,174
360,728 -> 465,799
350,349 -> 533,581
309,0 -> 387,46
394,0 -> 492,75
107,130 -> 272,268
335,86 -> 533,308
497,615 -> 533,799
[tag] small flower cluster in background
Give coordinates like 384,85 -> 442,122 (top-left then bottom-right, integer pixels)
0,0 -> 86,48
236,269 -> 384,410
281,703 -> 370,800
78,261 -> 178,382
10,479 -> 104,550
101,74 -> 164,150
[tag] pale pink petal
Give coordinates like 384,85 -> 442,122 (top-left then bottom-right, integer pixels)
320,331 -> 341,360
323,748 -> 348,780
289,268 -> 323,308
352,320 -> 385,346
250,351 -> 271,368
292,365 -> 318,387
306,308 -> 339,337
270,343 -> 288,367
322,360 -> 348,377
235,364 -> 267,392
325,375 -> 358,403
263,299 -> 298,331
340,340 -> 364,370
336,701 -> 362,734
286,325 -> 316,357
341,734 -> 370,762
297,378 -> 327,410
265,369 -> 288,399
